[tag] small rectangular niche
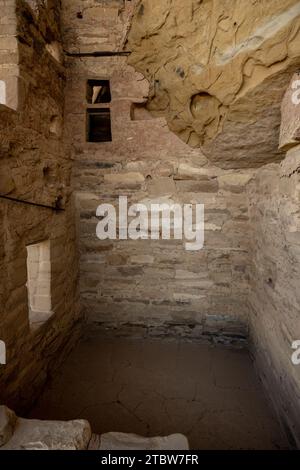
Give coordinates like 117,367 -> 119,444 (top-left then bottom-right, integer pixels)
87,80 -> 111,104
87,108 -> 112,142
26,240 -> 53,330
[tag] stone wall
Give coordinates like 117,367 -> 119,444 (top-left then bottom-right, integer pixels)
62,0 -> 252,345
0,0 -> 19,110
248,153 -> 300,448
62,0 -> 134,54
0,0 -> 81,413
247,78 -> 300,448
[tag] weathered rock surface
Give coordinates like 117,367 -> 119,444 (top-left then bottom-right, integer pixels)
1,406 -> 186,451
0,413 -> 91,450
127,0 -> 300,168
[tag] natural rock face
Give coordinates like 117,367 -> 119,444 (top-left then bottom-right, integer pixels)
127,0 -> 300,168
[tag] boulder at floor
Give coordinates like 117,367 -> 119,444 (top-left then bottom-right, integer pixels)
0,406 -> 91,450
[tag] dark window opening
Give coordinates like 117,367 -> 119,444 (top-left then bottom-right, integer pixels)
87,108 -> 112,142
87,80 -> 111,104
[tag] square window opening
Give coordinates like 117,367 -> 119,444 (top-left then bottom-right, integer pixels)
26,240 -> 53,330
87,80 -> 111,104
87,108 -> 112,142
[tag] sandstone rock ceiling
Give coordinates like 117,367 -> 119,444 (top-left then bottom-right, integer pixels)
126,0 -> 300,169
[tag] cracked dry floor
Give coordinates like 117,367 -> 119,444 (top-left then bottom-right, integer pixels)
29,333 -> 288,450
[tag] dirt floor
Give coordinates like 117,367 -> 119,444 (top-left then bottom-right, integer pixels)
30,333 -> 288,450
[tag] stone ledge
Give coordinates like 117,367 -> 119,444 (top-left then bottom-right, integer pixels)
0,406 -> 189,451
0,406 -> 91,450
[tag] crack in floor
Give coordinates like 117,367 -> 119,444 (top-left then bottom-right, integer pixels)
29,335 -> 289,450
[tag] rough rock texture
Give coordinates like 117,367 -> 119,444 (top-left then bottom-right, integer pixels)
127,0 -> 300,168
0,0 -> 81,413
91,432 -> 189,450
0,406 -> 91,450
62,0 -> 252,345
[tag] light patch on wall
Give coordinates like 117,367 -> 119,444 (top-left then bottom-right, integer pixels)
25,0 -> 40,16
46,42 -> 63,64
0,80 -> 6,106
50,115 -> 62,137
216,3 -> 300,65
26,240 -> 53,330
0,340 -> 6,365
